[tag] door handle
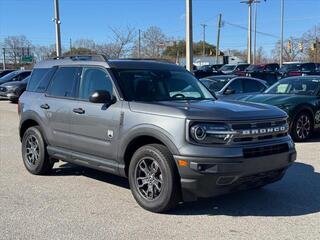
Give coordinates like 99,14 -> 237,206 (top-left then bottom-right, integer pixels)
73,108 -> 85,114
40,104 -> 50,110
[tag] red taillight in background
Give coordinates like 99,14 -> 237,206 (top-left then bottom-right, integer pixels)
288,71 -> 302,76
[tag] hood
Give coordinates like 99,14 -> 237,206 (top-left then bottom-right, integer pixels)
129,99 -> 287,121
240,93 -> 316,107
0,81 -> 26,88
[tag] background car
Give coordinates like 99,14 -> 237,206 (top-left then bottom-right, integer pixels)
0,69 -> 15,78
0,70 -> 31,85
219,63 -> 249,75
0,76 -> 30,103
277,62 -> 320,79
200,75 -> 268,100
245,63 -> 279,85
194,64 -> 224,78
240,76 -> 320,142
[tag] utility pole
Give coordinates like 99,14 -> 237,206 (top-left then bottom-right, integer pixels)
280,0 -> 285,67
69,38 -> 72,54
200,24 -> 207,56
186,0 -> 193,72
216,14 -> 222,64
241,0 -> 254,64
2,48 -> 6,70
253,1 -> 260,64
138,29 -> 141,58
315,26 -> 318,63
53,0 -> 62,57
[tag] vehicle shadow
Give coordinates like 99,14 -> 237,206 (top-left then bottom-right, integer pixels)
171,162 -> 320,217
51,163 -> 130,189
50,162 -> 320,217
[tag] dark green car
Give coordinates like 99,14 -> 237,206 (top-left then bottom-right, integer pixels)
241,76 -> 320,142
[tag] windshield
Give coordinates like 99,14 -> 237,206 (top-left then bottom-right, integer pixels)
265,77 -> 320,95
201,79 -> 229,92
246,65 -> 264,71
0,71 -> 18,83
113,69 -> 214,101
220,65 -> 236,71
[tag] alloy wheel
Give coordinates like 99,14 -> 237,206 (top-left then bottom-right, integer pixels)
296,114 -> 311,140
25,135 -> 40,166
134,157 -> 163,201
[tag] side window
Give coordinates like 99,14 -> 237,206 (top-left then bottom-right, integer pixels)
27,68 -> 55,92
48,67 -> 80,98
226,79 -> 243,94
243,79 -> 265,93
301,63 -> 315,71
20,72 -> 31,80
78,67 -> 113,100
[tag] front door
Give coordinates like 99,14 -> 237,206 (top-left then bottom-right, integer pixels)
69,66 -> 122,162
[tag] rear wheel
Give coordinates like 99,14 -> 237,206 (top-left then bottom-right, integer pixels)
291,112 -> 313,142
128,144 -> 180,213
22,126 -> 54,175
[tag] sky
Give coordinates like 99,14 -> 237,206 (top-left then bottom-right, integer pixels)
0,0 -> 319,55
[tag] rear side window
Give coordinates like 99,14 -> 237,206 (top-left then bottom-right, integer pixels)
227,79 -> 243,94
47,67 -> 81,98
243,79 -> 265,92
27,68 -> 55,92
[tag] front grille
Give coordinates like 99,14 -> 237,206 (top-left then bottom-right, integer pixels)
231,119 -> 288,143
243,143 -> 289,158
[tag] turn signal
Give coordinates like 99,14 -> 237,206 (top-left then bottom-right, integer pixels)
178,160 -> 188,167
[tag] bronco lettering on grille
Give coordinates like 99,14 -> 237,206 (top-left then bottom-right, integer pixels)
241,126 -> 287,135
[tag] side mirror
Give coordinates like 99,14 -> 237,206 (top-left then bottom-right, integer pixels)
89,90 -> 115,104
224,88 -> 236,95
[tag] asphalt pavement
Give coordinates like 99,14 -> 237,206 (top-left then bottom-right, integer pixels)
0,100 -> 319,240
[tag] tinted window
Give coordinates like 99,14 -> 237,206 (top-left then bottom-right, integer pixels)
300,63 -> 316,71
237,65 -> 249,71
243,79 -> 265,92
27,68 -> 56,92
79,67 -> 113,100
226,79 -> 243,94
48,67 -> 80,98
19,71 -> 31,80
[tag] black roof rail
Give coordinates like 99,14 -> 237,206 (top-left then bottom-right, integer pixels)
49,54 -> 108,62
118,58 -> 174,63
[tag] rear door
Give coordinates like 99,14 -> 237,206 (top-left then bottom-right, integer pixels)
42,66 -> 81,149
69,66 -> 122,163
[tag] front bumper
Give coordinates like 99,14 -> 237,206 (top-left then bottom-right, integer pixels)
174,139 -> 296,201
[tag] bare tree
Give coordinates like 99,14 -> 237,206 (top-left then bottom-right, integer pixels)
73,39 -> 96,50
107,26 -> 136,58
3,35 -> 32,65
140,26 -> 167,57
33,44 -> 56,62
272,37 -> 304,63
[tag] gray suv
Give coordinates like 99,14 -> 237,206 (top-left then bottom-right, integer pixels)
19,55 -> 296,212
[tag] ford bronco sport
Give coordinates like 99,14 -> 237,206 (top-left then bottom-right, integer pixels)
19,55 -> 296,212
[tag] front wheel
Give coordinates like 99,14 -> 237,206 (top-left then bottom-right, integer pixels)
128,144 -> 181,213
291,112 -> 313,142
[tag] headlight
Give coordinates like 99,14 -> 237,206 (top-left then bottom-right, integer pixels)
5,86 -> 16,92
190,123 -> 236,144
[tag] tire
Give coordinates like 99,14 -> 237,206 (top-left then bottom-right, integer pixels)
21,126 -> 54,175
291,111 -> 314,142
128,144 -> 181,213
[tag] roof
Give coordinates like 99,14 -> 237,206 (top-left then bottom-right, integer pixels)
108,59 -> 184,70
34,55 -> 184,71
